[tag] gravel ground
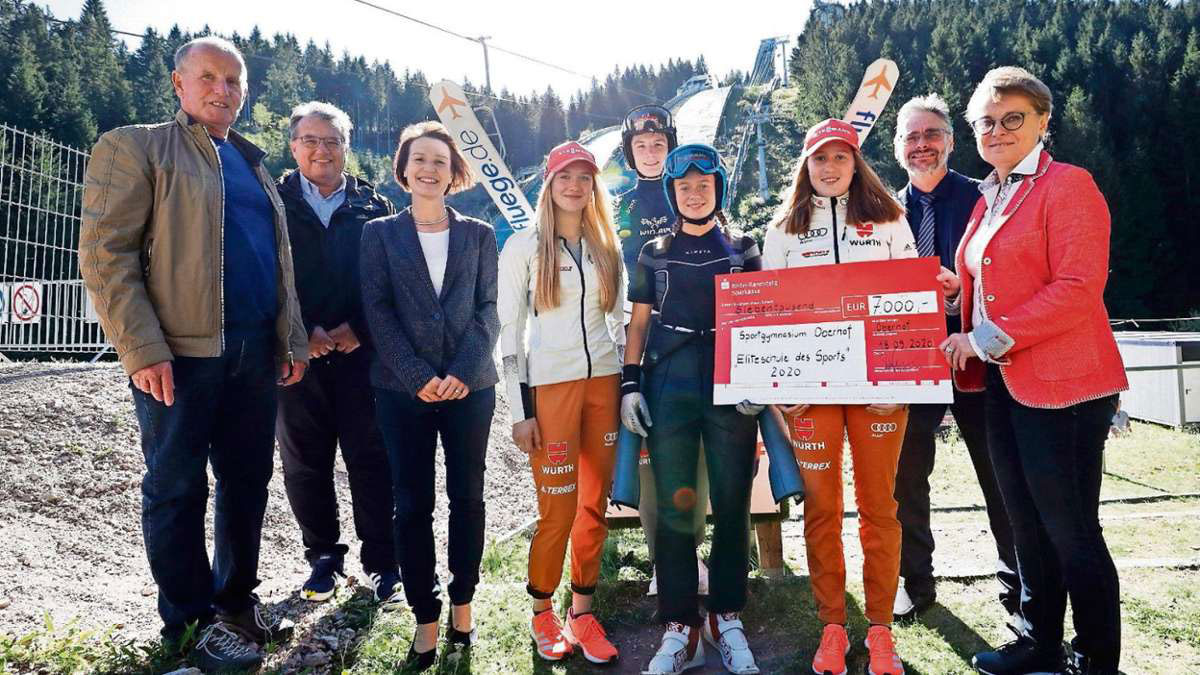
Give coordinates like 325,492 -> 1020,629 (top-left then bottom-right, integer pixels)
0,360 -> 535,656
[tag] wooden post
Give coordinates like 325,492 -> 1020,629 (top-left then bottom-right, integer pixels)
755,519 -> 785,578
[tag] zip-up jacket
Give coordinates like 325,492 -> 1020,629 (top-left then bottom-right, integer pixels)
762,194 -> 916,269
277,171 -> 394,350
498,227 -> 626,419
80,109 -> 307,375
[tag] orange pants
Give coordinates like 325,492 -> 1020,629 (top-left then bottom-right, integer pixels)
785,404 -> 908,625
526,375 -> 620,599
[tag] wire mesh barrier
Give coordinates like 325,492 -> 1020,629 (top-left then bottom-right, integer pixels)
0,124 -> 108,358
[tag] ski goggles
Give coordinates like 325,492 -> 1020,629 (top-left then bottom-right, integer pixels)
623,105 -> 673,135
664,143 -> 724,179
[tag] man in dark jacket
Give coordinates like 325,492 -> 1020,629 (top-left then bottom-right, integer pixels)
891,94 -> 1019,625
275,101 -> 401,610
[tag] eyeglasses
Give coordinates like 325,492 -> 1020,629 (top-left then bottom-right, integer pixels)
294,135 -> 344,150
970,112 -> 1028,135
901,128 -> 949,145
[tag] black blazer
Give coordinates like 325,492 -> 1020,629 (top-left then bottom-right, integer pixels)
360,206 -> 500,396
897,169 -> 981,271
898,169 -> 981,335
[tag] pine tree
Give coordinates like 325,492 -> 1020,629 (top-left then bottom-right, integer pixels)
2,33 -> 48,129
45,31 -> 98,146
129,29 -> 176,122
261,40 -> 313,116
77,0 -> 134,132
536,87 -> 567,157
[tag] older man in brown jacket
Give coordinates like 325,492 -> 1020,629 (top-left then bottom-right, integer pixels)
79,36 -> 307,672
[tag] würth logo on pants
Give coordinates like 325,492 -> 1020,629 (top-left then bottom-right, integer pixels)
791,417 -> 827,450
546,441 -> 568,464
792,417 -> 815,440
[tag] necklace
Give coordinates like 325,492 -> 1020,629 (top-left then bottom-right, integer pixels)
413,209 -> 449,227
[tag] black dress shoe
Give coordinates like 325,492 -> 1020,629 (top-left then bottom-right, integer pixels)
404,642 -> 437,672
446,619 -> 477,649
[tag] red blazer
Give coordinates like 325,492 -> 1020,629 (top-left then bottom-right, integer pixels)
953,151 -> 1127,408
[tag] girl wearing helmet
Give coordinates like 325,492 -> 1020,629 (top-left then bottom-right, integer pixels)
623,144 -> 762,675
498,141 -> 625,665
614,104 -> 712,599
763,118 -> 956,675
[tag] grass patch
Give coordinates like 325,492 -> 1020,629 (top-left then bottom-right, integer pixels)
7,423 -> 1200,673
1104,422 -> 1200,495
0,613 -> 179,674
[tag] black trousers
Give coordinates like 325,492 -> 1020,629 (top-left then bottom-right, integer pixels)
375,385 -> 494,625
894,391 -> 1018,610
645,338 -> 758,627
276,348 -> 395,574
985,365 -> 1120,669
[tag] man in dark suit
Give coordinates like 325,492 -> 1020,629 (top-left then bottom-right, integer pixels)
275,101 -> 401,609
891,94 -> 1019,624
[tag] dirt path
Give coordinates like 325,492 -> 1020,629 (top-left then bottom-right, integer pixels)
0,362 -> 537,650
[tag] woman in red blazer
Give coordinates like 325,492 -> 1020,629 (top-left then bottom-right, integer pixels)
939,67 -> 1127,675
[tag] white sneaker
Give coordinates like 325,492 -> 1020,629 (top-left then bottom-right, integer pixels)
697,560 -> 710,596
893,586 -> 915,619
703,612 -> 759,674
643,622 -> 705,674
647,570 -> 658,596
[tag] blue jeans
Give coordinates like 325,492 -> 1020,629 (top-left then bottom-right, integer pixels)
375,385 -> 494,625
131,333 -> 277,640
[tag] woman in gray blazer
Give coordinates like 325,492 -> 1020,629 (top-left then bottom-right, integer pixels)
360,121 -> 499,670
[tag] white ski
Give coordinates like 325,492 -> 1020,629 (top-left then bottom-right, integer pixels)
428,80 -> 534,231
843,58 -> 899,146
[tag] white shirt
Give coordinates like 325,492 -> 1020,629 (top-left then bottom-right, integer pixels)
417,229 -> 451,297
964,142 -> 1042,358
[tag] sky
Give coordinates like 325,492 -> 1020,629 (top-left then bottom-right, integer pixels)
42,0 -> 814,101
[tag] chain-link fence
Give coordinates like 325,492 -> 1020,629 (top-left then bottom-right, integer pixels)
0,123 -> 107,358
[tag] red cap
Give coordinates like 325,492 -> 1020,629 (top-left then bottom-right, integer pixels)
544,141 -> 599,178
801,118 -> 861,160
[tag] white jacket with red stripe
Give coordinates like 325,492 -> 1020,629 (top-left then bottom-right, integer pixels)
498,227 -> 625,414
762,194 -> 916,269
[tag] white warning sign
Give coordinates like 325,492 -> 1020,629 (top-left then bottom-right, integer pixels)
0,284 -> 9,325
11,282 -> 42,324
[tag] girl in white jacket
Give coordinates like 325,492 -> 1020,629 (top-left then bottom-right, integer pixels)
497,141 -> 625,665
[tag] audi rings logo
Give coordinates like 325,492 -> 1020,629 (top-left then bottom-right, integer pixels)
870,422 -> 898,433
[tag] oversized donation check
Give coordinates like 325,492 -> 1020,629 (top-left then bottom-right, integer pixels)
713,257 -> 953,405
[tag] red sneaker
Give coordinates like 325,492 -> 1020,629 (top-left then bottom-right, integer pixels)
864,625 -> 904,675
812,623 -> 849,675
563,610 -> 618,664
530,610 -> 572,661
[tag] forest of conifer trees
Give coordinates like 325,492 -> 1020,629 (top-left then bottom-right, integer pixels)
2,0 -> 1198,320
781,0 -> 1200,319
